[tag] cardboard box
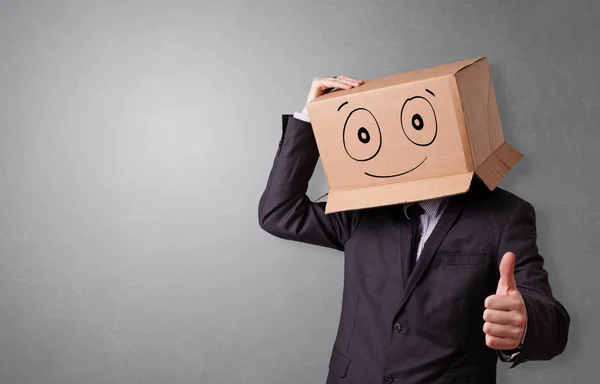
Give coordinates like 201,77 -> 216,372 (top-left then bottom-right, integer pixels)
306,57 -> 523,214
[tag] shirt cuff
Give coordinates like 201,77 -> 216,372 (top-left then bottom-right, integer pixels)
498,349 -> 522,362
293,111 -> 311,123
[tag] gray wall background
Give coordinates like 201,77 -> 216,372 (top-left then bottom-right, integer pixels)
0,1 -> 597,383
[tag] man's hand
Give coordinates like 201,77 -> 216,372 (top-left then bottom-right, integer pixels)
483,252 -> 527,350
301,76 -> 364,115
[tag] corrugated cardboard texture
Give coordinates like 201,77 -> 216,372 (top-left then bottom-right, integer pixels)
325,173 -> 474,213
307,57 -> 522,213
455,57 -> 506,168
308,78 -> 469,192
449,76 -> 475,173
313,57 -> 481,104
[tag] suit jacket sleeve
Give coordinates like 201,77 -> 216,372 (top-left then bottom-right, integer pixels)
497,201 -> 570,367
258,114 -> 360,251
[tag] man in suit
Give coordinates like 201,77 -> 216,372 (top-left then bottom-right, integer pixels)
258,76 -> 569,384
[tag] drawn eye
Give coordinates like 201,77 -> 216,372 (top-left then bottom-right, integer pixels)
343,108 -> 382,162
400,96 -> 437,146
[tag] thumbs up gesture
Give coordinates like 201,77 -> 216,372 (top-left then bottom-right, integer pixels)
483,252 -> 527,350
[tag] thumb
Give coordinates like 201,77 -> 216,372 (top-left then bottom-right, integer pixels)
497,252 -> 517,295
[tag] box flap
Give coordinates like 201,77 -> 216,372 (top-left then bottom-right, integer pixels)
325,173 -> 474,213
475,142 -> 523,190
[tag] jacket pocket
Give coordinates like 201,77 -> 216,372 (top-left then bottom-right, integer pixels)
329,346 -> 351,378
439,253 -> 486,266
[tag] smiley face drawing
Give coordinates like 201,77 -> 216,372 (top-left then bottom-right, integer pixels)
341,89 -> 438,180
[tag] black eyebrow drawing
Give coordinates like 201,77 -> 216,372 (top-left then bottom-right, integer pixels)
338,101 -> 349,111
425,89 -> 435,97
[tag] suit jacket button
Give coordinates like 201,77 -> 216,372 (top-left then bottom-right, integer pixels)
393,323 -> 402,333
383,373 -> 394,383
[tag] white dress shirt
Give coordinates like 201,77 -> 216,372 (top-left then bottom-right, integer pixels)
402,198 -> 448,260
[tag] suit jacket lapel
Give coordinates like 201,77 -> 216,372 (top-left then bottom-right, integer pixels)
397,193 -> 467,310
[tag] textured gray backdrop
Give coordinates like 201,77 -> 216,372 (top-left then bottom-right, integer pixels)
0,1 -> 597,383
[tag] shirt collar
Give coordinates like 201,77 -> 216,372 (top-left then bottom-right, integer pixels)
402,197 -> 447,219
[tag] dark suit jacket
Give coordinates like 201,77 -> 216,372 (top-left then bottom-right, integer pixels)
258,115 -> 570,384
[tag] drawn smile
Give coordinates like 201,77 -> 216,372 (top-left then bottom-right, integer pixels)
364,157 -> 427,178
